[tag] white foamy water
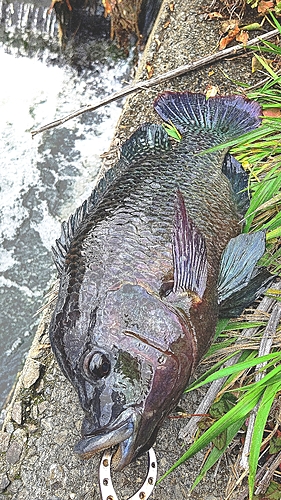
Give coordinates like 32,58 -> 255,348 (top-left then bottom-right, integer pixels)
0,26 -> 129,407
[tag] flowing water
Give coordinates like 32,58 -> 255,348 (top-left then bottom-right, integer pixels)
0,0 -> 131,409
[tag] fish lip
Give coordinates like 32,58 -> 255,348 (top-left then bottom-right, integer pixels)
74,408 -> 140,467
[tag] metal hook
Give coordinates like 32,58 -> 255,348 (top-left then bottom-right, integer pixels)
99,447 -> 157,500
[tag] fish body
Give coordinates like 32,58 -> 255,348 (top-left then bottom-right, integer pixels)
49,92 -> 272,469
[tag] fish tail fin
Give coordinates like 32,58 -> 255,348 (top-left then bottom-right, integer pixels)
154,91 -> 261,139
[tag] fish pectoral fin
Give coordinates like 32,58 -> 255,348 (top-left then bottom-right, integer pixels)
172,190 -> 208,300
222,153 -> 250,218
219,267 -> 274,318
218,231 -> 274,317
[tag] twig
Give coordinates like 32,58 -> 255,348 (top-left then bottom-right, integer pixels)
254,449 -> 281,495
178,282 -> 281,444
233,454 -> 277,500
31,29 -> 279,137
246,69 -> 281,92
240,302 -> 281,470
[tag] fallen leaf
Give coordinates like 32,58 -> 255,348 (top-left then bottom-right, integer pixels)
276,1 -> 281,15
221,19 -> 239,34
241,22 -> 263,30
236,30 -> 249,45
252,55 -> 263,73
258,0 -> 274,14
169,2 -> 174,11
263,108 -> 281,117
163,20 -> 170,28
205,85 -> 219,98
219,26 -> 240,50
146,62 -> 154,79
208,11 -> 223,20
102,0 -> 113,16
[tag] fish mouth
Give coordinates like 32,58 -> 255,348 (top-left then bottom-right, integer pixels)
74,408 -> 141,470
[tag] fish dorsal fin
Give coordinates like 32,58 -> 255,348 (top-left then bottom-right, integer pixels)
222,153 -> 250,218
218,231 -> 273,317
154,91 -> 261,140
121,123 -> 170,161
172,190 -> 207,300
52,170 -> 113,274
52,124 -> 170,275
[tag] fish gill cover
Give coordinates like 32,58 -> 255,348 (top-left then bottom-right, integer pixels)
49,91 -> 272,470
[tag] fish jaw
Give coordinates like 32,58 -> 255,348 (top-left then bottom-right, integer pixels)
74,408 -> 141,469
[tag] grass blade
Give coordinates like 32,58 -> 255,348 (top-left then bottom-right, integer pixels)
191,418 -> 245,490
185,352 -> 281,393
248,380 -> 281,499
159,385 -> 264,482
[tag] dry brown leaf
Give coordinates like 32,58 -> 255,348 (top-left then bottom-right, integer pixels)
219,26 -> 240,50
236,30 -> 249,45
208,11 -> 223,20
263,108 -> 281,117
169,2 -> 174,11
163,20 -> 171,29
258,0 -> 274,14
221,19 -> 239,34
205,85 -> 219,98
102,0 -> 114,16
146,62 -> 154,79
252,55 -> 263,73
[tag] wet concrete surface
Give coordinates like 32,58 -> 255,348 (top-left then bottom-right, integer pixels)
0,0 -> 271,498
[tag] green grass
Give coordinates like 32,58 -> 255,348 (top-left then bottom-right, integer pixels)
161,14 -> 281,499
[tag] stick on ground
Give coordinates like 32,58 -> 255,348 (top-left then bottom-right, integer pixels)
31,29 -> 279,137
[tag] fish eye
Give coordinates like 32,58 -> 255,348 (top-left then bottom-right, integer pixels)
83,351 -> 111,380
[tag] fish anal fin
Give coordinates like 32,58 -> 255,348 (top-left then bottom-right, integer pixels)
172,190 -> 207,300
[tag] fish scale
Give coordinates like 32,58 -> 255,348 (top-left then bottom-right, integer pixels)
76,148 -> 238,292
49,91 -> 273,471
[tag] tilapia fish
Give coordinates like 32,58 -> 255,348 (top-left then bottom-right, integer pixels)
49,91 -> 272,469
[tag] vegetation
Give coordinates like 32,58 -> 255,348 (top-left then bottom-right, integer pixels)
162,14 -> 281,500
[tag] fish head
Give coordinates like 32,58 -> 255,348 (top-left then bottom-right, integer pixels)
53,282 -> 196,469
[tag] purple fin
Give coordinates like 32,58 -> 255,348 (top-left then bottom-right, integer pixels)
154,91 -> 261,139
218,231 -> 274,317
172,190 -> 207,299
222,153 -> 250,218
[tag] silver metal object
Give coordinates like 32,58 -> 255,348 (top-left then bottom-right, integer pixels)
99,447 -> 157,500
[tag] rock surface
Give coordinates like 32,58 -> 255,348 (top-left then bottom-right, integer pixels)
0,0 -> 270,498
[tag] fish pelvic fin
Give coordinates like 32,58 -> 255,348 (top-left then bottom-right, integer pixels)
154,91 -> 261,139
218,231 -> 274,317
171,190 -> 207,301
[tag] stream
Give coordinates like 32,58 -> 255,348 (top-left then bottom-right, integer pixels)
0,0 -> 131,409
